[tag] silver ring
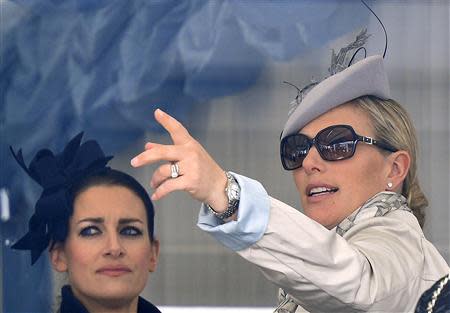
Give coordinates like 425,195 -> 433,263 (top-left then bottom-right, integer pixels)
170,163 -> 180,178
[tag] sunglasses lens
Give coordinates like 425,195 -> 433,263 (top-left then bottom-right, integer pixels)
316,126 -> 356,161
281,134 -> 310,170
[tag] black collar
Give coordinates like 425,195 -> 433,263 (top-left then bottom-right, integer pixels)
59,285 -> 161,313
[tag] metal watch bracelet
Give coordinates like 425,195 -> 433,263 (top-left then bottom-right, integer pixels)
206,172 -> 240,220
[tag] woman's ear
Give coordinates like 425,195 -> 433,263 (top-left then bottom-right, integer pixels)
148,239 -> 160,273
386,150 -> 411,192
50,242 -> 69,273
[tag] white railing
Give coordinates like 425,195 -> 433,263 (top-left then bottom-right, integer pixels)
159,307 -> 274,313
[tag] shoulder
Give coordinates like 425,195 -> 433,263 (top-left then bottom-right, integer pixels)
343,210 -> 428,266
344,209 -> 423,241
343,210 -> 448,287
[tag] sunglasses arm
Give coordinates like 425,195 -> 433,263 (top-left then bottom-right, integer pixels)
358,135 -> 398,153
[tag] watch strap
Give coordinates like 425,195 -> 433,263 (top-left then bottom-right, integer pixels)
207,172 -> 240,220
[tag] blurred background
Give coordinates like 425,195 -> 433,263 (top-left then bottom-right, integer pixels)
1,0 -> 449,312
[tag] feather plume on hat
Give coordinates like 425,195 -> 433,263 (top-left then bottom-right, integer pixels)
281,29 -> 390,140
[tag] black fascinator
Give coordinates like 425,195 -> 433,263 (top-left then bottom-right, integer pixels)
10,132 -> 113,265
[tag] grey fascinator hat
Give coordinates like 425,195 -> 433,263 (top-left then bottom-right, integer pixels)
281,33 -> 391,140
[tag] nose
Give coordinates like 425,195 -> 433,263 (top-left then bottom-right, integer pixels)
301,144 -> 324,174
104,232 -> 125,258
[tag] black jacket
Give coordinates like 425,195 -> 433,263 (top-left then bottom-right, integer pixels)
415,274 -> 450,313
59,285 -> 161,313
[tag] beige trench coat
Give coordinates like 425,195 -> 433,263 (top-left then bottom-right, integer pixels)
237,197 -> 449,313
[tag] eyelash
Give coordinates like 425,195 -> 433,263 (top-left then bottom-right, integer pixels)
79,226 -> 143,237
79,226 -> 100,237
120,226 -> 143,237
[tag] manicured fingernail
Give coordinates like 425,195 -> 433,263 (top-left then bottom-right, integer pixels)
157,108 -> 167,116
130,158 -> 138,167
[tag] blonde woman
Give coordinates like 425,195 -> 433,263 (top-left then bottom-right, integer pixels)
132,50 -> 448,312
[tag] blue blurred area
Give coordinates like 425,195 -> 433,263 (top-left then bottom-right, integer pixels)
0,0 -> 368,311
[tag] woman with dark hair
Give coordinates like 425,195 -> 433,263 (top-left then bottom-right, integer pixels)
11,133 -> 161,313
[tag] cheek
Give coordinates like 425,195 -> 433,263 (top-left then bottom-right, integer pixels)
342,160 -> 386,205
361,157 -> 386,186
293,171 -> 313,210
136,250 -> 151,267
292,171 -> 304,194
130,242 -> 153,268
65,242 -> 94,268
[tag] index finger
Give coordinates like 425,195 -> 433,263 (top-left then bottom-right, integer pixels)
130,143 -> 179,168
155,109 -> 191,145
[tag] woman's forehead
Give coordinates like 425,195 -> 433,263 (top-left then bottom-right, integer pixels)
72,185 -> 147,221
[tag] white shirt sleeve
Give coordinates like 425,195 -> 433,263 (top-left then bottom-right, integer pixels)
197,172 -> 270,251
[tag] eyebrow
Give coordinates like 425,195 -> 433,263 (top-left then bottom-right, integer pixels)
77,218 -> 144,225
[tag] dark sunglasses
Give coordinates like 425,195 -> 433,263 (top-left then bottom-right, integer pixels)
280,124 -> 398,170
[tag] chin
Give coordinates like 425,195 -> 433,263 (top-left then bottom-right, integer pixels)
88,281 -> 143,299
93,288 -> 141,303
304,209 -> 338,229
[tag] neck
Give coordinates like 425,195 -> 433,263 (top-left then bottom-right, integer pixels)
85,300 -> 138,313
73,289 -> 139,313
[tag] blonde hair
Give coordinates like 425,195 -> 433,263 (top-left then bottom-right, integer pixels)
351,95 -> 427,227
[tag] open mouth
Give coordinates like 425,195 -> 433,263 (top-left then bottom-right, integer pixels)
308,186 -> 339,197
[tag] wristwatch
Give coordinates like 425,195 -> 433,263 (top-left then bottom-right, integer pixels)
207,172 -> 240,220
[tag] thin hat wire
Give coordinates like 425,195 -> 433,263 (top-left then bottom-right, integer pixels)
360,0 -> 388,58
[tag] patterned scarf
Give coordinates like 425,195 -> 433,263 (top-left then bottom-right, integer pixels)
336,191 -> 411,236
275,191 -> 412,313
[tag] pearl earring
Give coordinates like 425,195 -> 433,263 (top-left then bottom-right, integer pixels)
387,182 -> 393,189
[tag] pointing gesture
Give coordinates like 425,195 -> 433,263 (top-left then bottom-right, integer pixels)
131,109 -> 228,212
